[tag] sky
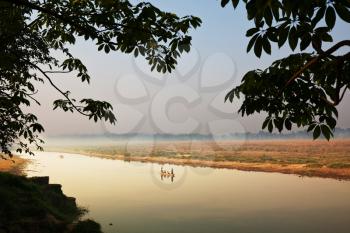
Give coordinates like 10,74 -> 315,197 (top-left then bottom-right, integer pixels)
30,0 -> 350,137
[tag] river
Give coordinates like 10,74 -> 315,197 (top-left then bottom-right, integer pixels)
25,152 -> 350,233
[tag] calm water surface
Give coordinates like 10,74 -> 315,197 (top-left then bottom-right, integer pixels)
25,152 -> 350,233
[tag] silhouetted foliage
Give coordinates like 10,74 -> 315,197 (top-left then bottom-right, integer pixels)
0,0 -> 201,157
222,0 -> 350,140
71,220 -> 102,233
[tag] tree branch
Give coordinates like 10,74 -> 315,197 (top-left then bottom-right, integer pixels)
338,85 -> 349,104
43,70 -> 71,74
284,40 -> 350,87
26,93 -> 41,105
27,61 -> 90,116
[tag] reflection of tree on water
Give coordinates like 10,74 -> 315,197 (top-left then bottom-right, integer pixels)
160,167 -> 175,182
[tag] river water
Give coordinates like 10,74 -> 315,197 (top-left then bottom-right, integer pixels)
25,152 -> 350,233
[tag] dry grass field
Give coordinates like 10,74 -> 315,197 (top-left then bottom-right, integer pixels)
48,139 -> 350,180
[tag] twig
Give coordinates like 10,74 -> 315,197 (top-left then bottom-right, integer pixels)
338,85 -> 349,104
43,70 -> 71,74
26,94 -> 41,105
27,61 -> 90,116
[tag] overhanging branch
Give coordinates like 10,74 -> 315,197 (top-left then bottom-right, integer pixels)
27,61 -> 90,117
284,40 -> 350,87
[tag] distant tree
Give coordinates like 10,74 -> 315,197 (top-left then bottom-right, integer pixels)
0,0 -> 201,157
222,0 -> 350,140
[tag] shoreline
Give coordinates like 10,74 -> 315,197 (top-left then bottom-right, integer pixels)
0,155 -> 29,175
0,156 -> 103,233
8,138 -> 350,180
46,149 -> 350,181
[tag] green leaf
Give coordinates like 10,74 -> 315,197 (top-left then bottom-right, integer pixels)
313,125 -> 321,139
321,124 -> 332,140
246,27 -> 259,37
170,40 -> 178,51
335,4 -> 350,23
254,36 -> 263,57
139,46 -> 146,56
231,0 -> 239,8
300,34 -> 311,51
321,33 -> 333,42
262,118 -> 269,129
262,37 -> 271,54
274,118 -> 283,132
183,44 -> 191,52
288,27 -> 298,51
266,28 -> 278,42
134,48 -> 139,57
104,45 -> 110,54
325,7 -> 336,29
278,26 -> 289,48
324,117 -> 336,129
271,5 -> 280,20
285,119 -> 292,130
98,44 -> 104,51
221,0 -> 230,7
268,120 -> 273,133
312,6 -> 326,27
264,8 -> 273,26
247,34 -> 259,52
307,124 -> 316,132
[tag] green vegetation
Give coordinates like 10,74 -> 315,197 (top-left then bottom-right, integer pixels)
223,0 -> 350,140
2,0 -> 349,161
0,172 -> 102,233
0,0 -> 200,157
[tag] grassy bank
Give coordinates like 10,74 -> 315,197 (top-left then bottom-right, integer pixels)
47,139 -> 350,180
0,171 -> 103,233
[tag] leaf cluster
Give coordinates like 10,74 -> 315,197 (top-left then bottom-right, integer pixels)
222,0 -> 350,57
222,0 -> 350,139
0,0 -> 201,157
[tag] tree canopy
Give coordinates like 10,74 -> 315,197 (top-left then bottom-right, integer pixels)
1,0 -> 349,158
222,0 -> 350,140
0,0 -> 201,157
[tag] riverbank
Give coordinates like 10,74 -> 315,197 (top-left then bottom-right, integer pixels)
0,157 -> 103,233
0,156 -> 28,175
46,139 -> 350,180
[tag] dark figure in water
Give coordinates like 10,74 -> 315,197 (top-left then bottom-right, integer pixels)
160,167 -> 175,182
170,168 -> 174,182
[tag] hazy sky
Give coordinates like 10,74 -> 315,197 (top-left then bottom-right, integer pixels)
30,0 -> 350,136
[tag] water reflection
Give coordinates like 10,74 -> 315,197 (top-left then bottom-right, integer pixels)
160,167 -> 175,182
25,152 -> 350,233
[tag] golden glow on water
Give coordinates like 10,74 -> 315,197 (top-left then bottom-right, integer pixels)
26,152 -> 350,233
